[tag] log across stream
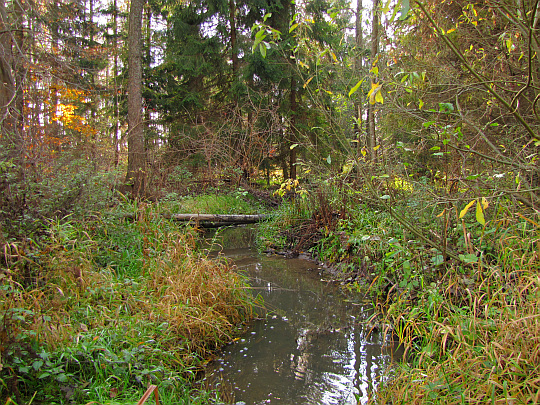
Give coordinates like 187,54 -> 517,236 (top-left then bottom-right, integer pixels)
122,213 -> 268,228
201,227 -> 403,405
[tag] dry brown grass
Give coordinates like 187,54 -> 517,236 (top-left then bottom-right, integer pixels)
144,244 -> 253,356
372,271 -> 540,404
369,208 -> 540,404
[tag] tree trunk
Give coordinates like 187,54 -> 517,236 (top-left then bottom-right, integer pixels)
367,0 -> 379,162
288,0 -> 297,179
289,75 -> 297,179
229,0 -> 238,76
89,0 -> 98,170
354,0 -> 363,158
125,0 -> 147,197
13,0 -> 25,141
0,0 -> 15,141
144,5 -> 153,158
49,1 -> 61,147
113,0 -> 120,167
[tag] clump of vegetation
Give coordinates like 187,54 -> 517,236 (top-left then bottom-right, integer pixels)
160,192 -> 263,216
373,271 -> 540,404
0,204 -> 254,405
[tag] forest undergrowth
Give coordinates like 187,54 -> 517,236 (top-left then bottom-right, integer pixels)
0,196 -> 259,405
258,177 -> 540,404
1,163 -> 538,405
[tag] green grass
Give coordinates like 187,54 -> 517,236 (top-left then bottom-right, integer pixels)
159,192 -> 264,215
0,201 -> 255,405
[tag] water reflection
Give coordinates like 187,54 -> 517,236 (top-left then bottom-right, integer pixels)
204,228 -> 400,404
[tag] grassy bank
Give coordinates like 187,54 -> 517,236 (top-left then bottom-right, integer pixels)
0,198 -> 258,405
258,181 -> 540,404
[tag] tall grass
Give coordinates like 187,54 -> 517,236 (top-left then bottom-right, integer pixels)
367,206 -> 540,404
257,178 -> 540,404
0,202 -> 254,404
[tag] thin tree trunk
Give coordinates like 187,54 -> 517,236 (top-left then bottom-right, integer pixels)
144,5 -> 152,158
0,0 -> 20,158
13,0 -> 25,140
126,0 -> 147,197
354,0 -> 363,158
0,0 -> 23,163
229,0 -> 238,76
288,0 -> 297,179
113,0 -> 120,167
50,1 -> 61,147
89,0 -> 99,170
367,0 -> 379,162
289,75 -> 297,179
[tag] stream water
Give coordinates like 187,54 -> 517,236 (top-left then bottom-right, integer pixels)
202,227 -> 401,405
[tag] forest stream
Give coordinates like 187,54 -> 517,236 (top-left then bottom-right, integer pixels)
201,227 -> 403,405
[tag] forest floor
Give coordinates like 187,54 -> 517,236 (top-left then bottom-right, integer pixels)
1,183 -> 539,405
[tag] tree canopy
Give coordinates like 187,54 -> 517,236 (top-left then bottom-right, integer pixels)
0,0 -> 538,237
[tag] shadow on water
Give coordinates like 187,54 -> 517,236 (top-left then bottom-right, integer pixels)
202,227 -> 402,405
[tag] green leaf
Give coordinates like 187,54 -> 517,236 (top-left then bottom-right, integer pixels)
439,102 -> 454,112
56,373 -> 68,382
252,31 -> 267,53
380,195 -> 391,200
400,0 -> 410,20
289,23 -> 299,33
290,143 -> 299,150
432,255 -> 444,266
259,43 -> 267,58
32,360 -> 44,370
348,79 -> 364,97
326,155 -> 332,164
459,254 -> 478,264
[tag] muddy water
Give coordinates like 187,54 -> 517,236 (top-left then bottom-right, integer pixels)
203,227 -> 400,405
